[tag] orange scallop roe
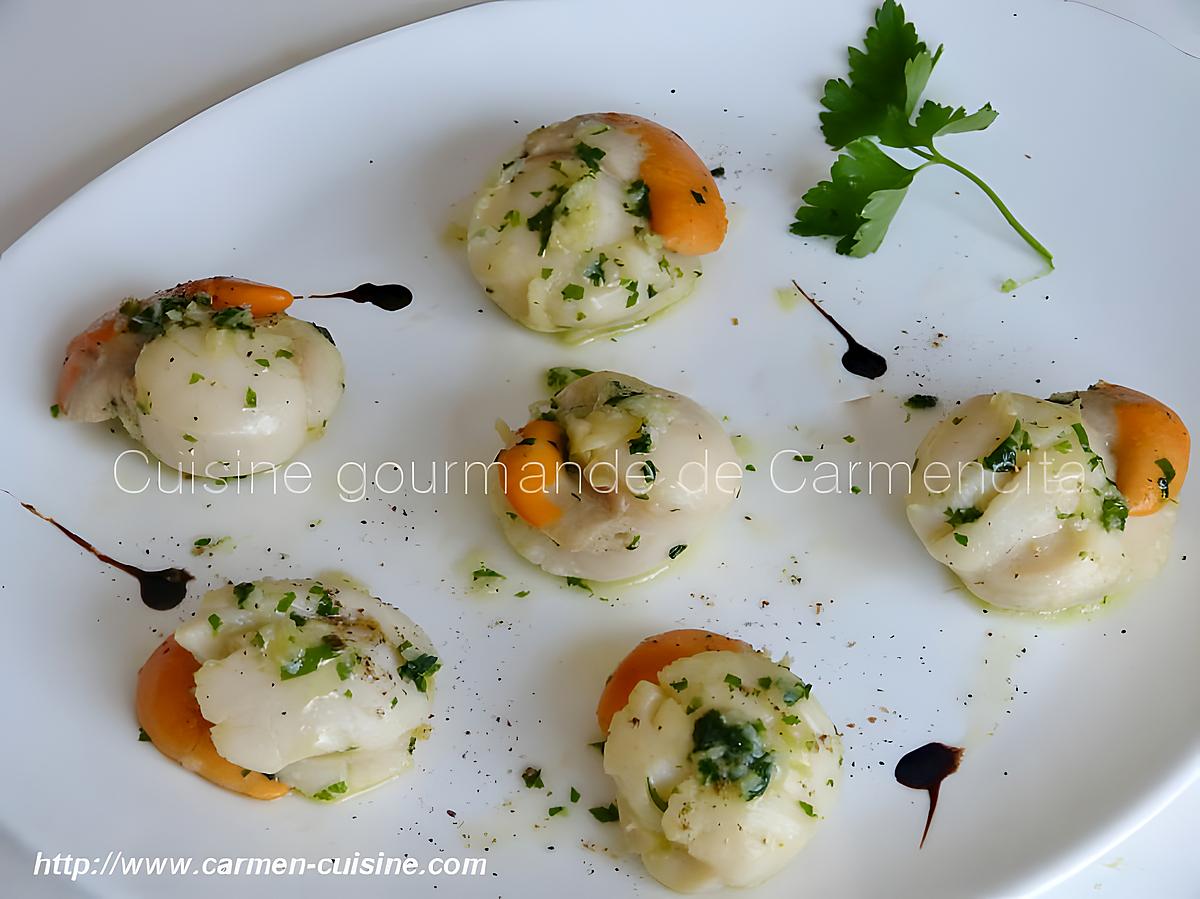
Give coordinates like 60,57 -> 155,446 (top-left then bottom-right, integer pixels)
182,276 -> 294,316
596,629 -> 753,734
593,113 -> 727,256
55,312 -> 123,410
136,636 -> 288,800
498,419 -> 567,528
1090,381 -> 1190,516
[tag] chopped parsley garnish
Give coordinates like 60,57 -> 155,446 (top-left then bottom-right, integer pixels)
565,576 -> 593,594
668,544 -> 687,560
583,254 -> 608,286
624,179 -> 651,218
690,189 -> 706,205
904,394 -> 938,409
621,279 -> 639,307
603,383 -> 644,405
944,506 -> 982,527
628,425 -> 652,454
625,535 -> 641,551
250,632 -> 265,649
669,678 -> 689,692
188,372 -> 204,384
570,787 -> 581,803
138,727 -> 151,742
311,781 -> 348,801
49,404 -> 61,418
244,387 -> 257,409
526,186 -> 566,255
1155,458 -> 1176,500
522,767 -> 544,789
548,806 -> 565,817
724,673 -> 743,688
207,613 -> 222,632
472,565 -> 504,581
280,635 -> 341,680
782,679 -> 812,705
641,460 -> 658,484
710,166 -> 726,178
233,582 -> 255,607
561,283 -> 585,301
789,0 -> 1053,290
397,653 -> 440,693
182,433 -> 197,443
211,306 -> 255,331
254,358 -> 270,368
798,800 -> 817,818
982,419 -> 1030,472
757,677 -> 773,689
794,454 -> 815,462
275,591 -> 297,613
546,367 -> 592,390
647,779 -> 669,812
588,803 -> 619,823
691,709 -> 774,801
954,533 -> 969,546
336,655 -> 356,680
275,348 -> 293,359
575,142 -> 606,172
1100,486 -> 1129,532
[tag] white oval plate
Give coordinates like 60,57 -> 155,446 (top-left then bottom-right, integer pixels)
1,1 -> 1196,896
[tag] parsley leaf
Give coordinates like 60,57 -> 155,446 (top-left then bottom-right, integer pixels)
790,138 -> 920,256
793,0 -> 1052,288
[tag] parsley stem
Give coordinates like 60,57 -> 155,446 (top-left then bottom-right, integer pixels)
912,147 -> 1054,281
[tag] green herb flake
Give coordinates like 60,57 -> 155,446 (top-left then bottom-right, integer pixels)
724,673 -> 742,688
647,779 -> 669,812
397,653 -> 440,692
207,613 -> 222,632
548,806 -> 565,817
522,767 -> 544,789
669,678 -> 689,692
668,544 -> 688,560
570,787 -> 581,803
275,591 -> 296,613
954,532 -> 969,546
575,142 -> 606,173
546,367 -> 592,390
472,565 -> 505,581
188,372 -> 205,384
1155,458 -> 1177,500
561,283 -> 585,301
138,727 -> 151,742
244,387 -> 257,409
944,506 -> 983,527
232,582 -> 255,608
280,636 -> 341,680
798,800 -> 817,818
588,803 -> 620,823
904,394 -> 938,409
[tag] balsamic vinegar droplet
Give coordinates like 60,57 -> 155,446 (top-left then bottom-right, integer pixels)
895,742 -> 964,848
10,497 -> 192,610
791,281 -> 888,379
307,283 -> 413,312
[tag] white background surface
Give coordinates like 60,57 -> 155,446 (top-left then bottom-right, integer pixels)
0,1 -> 1194,896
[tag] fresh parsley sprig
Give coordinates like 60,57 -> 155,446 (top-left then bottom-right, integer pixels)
790,0 -> 1053,290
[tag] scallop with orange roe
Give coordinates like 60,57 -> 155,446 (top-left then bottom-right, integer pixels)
907,384 -> 1189,613
467,113 -> 726,338
598,629 -> 842,892
137,636 -> 288,800
55,276 -> 343,478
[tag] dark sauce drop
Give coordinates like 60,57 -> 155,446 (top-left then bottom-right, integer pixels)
792,281 -> 888,379
307,283 -> 413,312
895,742 -> 964,848
13,499 -> 192,610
